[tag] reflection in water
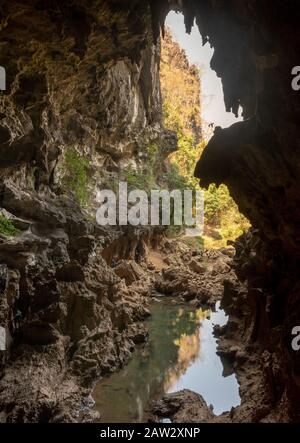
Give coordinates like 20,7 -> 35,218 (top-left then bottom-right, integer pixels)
93,301 -> 240,423
167,302 -> 241,415
163,309 -> 206,392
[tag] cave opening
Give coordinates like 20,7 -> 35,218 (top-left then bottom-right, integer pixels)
160,11 -> 250,249
0,0 -> 300,426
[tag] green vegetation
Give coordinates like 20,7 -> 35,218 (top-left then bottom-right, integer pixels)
120,143 -> 190,235
0,215 -> 20,237
160,29 -> 250,247
181,235 -> 204,250
123,143 -> 159,192
63,148 -> 90,206
203,183 -> 250,245
162,163 -> 191,191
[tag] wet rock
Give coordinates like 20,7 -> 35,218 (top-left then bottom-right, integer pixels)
151,390 -> 214,423
128,324 -> 149,344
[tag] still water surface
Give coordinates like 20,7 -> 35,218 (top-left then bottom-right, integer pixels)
93,300 -> 240,422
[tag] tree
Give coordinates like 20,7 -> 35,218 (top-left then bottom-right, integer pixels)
160,29 -> 250,246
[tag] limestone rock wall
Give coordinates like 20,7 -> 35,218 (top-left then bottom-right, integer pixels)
0,0 -> 165,422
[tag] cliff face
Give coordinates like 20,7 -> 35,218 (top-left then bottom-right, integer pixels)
0,1 -> 165,191
0,0 -> 167,422
160,29 -> 202,145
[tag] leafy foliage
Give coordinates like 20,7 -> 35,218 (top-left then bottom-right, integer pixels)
63,148 -> 90,206
0,215 -> 20,237
204,184 -> 250,241
161,164 -> 188,191
160,29 -> 250,246
123,143 -> 160,192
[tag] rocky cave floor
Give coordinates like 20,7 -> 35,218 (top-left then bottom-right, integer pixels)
0,226 -> 289,423
142,240 -> 285,424
4,236 -> 269,424
100,237 -> 291,424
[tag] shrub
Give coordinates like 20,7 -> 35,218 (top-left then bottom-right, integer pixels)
63,148 -> 90,205
162,164 -> 188,191
123,143 -> 160,192
0,215 -> 20,237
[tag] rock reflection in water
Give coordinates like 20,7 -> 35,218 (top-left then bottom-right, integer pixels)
163,309 -> 207,392
93,301 -> 240,423
167,302 -> 241,415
